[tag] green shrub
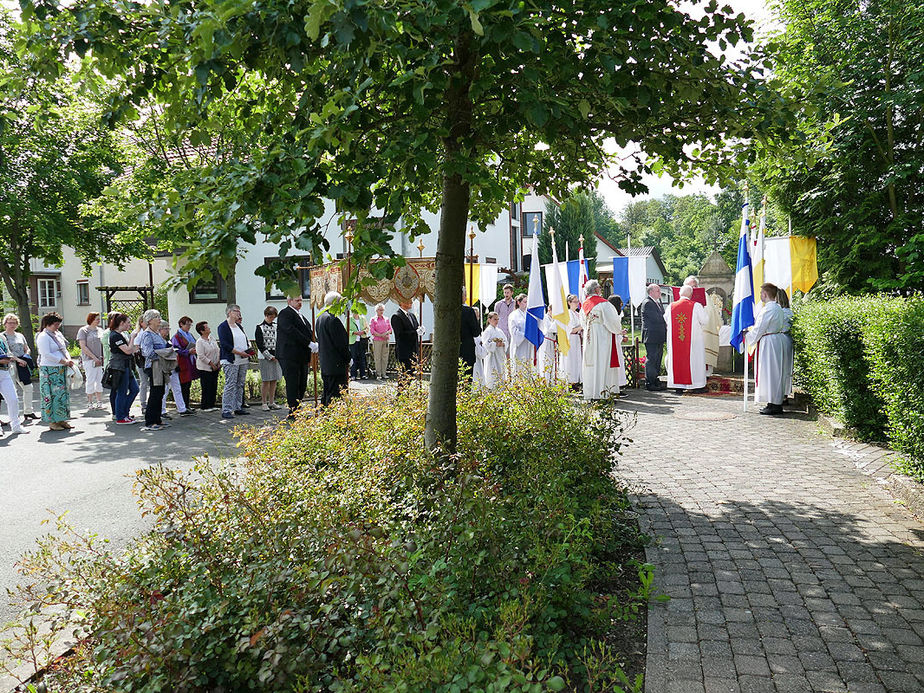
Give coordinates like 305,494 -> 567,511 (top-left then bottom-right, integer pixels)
862,296 -> 924,478
793,294 -> 924,479
791,296 -> 887,439
8,377 -> 645,692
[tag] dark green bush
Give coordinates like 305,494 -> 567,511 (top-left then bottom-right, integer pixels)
792,296 -> 887,439
862,296 -> 924,478
793,294 -> 924,479
9,377 -> 646,692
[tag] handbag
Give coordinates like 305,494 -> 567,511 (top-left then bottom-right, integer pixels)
101,366 -> 115,390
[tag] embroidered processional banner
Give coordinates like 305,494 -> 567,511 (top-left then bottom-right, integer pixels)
308,259 -> 438,309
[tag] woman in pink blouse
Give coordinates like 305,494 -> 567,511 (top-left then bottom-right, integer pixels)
368,303 -> 393,380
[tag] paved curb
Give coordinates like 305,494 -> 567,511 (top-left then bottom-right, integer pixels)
815,412 -> 924,521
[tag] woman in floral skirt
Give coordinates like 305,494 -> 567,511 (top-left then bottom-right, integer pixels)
37,312 -> 75,431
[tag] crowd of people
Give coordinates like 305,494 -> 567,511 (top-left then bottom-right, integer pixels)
0,276 -> 795,438
467,277 -> 794,417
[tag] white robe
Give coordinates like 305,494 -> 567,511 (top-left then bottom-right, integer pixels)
582,299 -> 625,400
748,301 -> 787,405
481,324 -> 507,389
507,309 -> 533,376
563,310 -> 583,384
473,337 -> 487,387
664,297 -> 707,389
782,307 -> 794,396
704,294 -> 722,369
536,317 -> 558,382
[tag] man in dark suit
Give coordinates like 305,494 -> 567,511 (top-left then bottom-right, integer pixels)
391,299 -> 422,377
275,295 -> 317,414
641,283 -> 667,391
316,292 -> 351,406
460,287 -> 482,379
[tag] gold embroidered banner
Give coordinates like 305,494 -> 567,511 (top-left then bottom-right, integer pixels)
308,259 -> 438,308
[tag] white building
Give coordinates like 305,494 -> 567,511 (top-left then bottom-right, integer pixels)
6,249 -> 170,340
159,192 -> 555,334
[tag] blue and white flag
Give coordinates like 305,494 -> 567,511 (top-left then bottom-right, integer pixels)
612,256 -> 630,305
730,200 -> 756,353
525,232 -> 545,349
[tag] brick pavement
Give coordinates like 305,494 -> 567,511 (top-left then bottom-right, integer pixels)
614,390 -> 924,693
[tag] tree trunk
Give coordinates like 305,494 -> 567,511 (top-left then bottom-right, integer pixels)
424,32 -> 476,452
424,173 -> 470,451
13,285 -> 35,354
225,257 -> 238,305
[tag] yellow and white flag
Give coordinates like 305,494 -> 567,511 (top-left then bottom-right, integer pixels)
547,236 -> 571,355
752,203 -> 766,312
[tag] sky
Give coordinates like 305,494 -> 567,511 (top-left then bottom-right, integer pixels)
596,0 -> 782,220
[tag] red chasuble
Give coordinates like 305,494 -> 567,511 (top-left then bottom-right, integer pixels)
669,299 -> 695,385
671,286 -> 707,306
582,295 -> 620,368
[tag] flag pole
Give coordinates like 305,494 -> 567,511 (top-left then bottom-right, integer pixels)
743,332 -> 749,412
627,233 -> 635,342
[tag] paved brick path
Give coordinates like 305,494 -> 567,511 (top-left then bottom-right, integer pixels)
615,390 -> 924,693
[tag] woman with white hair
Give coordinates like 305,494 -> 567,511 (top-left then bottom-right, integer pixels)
218,304 -> 252,419
138,308 -> 170,430
368,303 -> 392,379
2,313 -> 37,420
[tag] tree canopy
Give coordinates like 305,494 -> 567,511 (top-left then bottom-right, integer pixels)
753,0 -> 924,291
538,189 -> 620,267
0,11 -> 138,347
22,0 -> 792,447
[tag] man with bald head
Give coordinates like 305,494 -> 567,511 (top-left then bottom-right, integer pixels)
641,283 -> 667,390
664,284 -> 708,394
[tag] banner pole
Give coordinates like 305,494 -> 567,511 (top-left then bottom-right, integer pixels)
743,337 -> 749,412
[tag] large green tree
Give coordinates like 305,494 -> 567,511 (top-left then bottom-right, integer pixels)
538,189 -> 619,266
753,0 -> 924,291
0,11 -> 135,349
22,0 -> 791,448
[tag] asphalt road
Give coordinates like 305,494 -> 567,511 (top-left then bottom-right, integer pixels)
0,391 -> 287,632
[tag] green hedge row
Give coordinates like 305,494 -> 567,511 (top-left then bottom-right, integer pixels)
792,295 -> 924,478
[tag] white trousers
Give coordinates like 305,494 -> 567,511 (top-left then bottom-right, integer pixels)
10,365 -> 33,415
162,370 -> 187,413
83,359 -> 104,394
0,370 -> 22,433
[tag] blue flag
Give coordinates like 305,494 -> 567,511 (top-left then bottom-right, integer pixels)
612,256 -> 630,304
730,202 -> 756,353
525,233 -> 545,349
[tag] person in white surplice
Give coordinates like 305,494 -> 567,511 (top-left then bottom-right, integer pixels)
507,294 -> 533,377
747,283 -> 788,415
536,311 -> 559,382
778,289 -> 794,399
664,285 -> 708,392
562,295 -> 583,390
481,312 -> 507,389
581,280 -> 626,401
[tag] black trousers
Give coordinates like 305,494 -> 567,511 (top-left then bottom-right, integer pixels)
644,341 -> 664,388
350,339 -> 369,379
180,380 -> 192,411
321,372 -> 348,406
280,359 -> 309,411
199,369 -> 219,409
144,368 -> 164,426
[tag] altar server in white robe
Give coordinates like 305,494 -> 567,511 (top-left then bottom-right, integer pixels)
536,311 -> 559,382
778,289 -> 794,398
563,295 -> 583,388
481,312 -> 507,389
581,280 -> 626,400
748,283 -> 788,415
507,294 -> 533,377
664,284 -> 708,392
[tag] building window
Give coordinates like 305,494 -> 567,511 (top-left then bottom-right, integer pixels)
189,275 -> 227,303
76,281 -> 90,306
38,278 -> 58,309
510,203 -> 519,221
264,257 -> 311,300
522,211 -> 543,238
485,256 -> 496,264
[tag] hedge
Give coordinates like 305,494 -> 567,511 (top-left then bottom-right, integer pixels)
8,376 -> 648,692
793,294 -> 924,479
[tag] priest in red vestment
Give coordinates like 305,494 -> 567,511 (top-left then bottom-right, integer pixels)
664,285 -> 708,393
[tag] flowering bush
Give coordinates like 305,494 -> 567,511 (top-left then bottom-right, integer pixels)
7,377 -> 647,691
